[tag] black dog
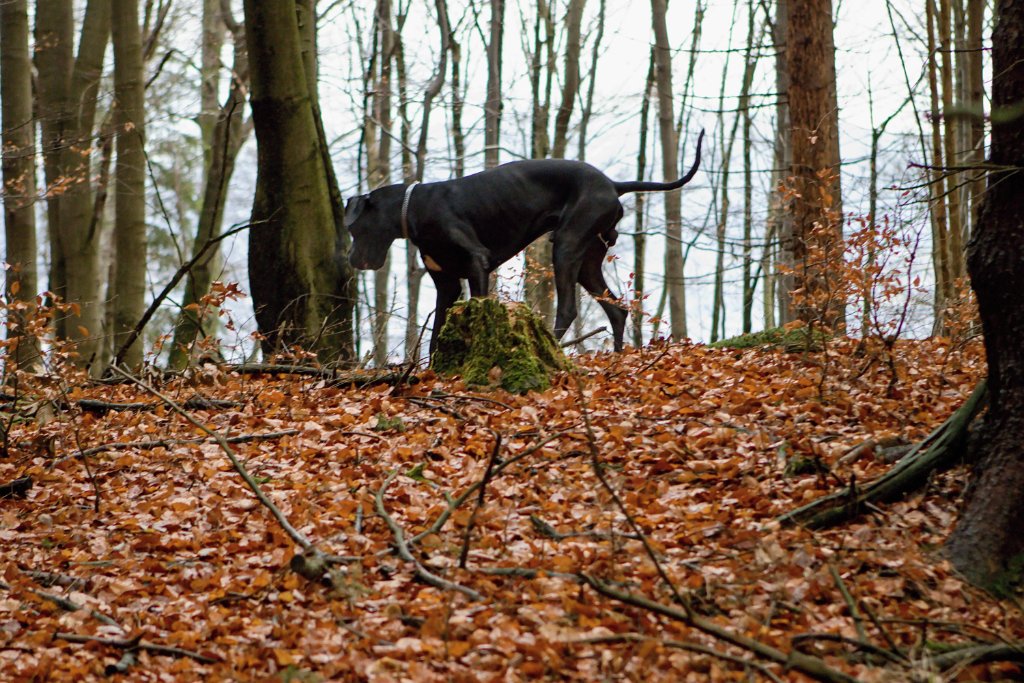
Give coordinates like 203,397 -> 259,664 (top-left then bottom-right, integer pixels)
346,130 -> 704,355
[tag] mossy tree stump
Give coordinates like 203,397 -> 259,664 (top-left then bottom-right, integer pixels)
431,298 -> 569,393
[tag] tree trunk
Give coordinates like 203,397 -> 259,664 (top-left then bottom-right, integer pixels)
111,0 -> 149,369
167,6 -> 251,370
651,0 -> 686,340
1,0 -> 40,369
243,0 -> 349,361
926,0 -> 953,329
484,0 -> 504,170
633,50 -> 656,349
939,0 -> 965,284
772,0 -> 793,326
946,0 -> 1024,593
784,0 -> 845,329
965,0 -> 985,235
370,0 -> 395,368
35,0 -> 111,372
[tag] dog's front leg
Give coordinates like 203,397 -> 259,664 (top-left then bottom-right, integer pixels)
428,272 -> 463,356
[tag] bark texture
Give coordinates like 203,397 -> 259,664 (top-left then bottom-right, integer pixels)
243,0 -> 349,362
946,0 -> 1024,592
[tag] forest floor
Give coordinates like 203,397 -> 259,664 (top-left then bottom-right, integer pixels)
1,337 -> 1021,682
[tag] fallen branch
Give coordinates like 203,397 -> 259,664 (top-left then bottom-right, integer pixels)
779,379 -> 987,529
66,396 -> 241,415
56,430 -> 300,465
929,642 -> 1024,669
53,632 -> 219,664
231,364 -> 412,387
374,470 -> 482,601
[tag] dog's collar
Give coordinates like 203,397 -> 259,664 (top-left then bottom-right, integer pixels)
400,182 -> 420,239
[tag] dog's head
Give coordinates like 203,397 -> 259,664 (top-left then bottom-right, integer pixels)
344,187 -> 403,271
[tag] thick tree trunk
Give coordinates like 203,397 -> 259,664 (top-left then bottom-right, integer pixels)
168,7 -> 251,370
35,0 -> 111,371
370,0 -> 395,368
946,0 -> 1024,592
651,0 -> 686,340
111,0 -> 148,369
784,0 -> 845,329
939,0 -> 965,284
243,0 -> 348,362
2,0 -> 40,368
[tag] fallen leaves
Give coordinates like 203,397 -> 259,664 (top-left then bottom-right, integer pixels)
0,337 -> 1017,681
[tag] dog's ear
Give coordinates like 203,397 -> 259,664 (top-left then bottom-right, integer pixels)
344,195 -> 368,227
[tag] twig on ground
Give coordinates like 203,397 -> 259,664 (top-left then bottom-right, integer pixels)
53,632 -> 220,664
374,470 -> 482,601
560,326 -> 607,348
829,564 -> 870,645
580,574 -> 858,683
572,633 -> 786,683
31,589 -> 118,628
406,430 -> 574,547
458,429 -> 502,568
109,367 -> 319,557
791,632 -> 909,666
529,515 -> 641,542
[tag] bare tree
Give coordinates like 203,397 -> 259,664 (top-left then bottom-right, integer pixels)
168,2 -> 252,370
35,0 -> 111,371
650,0 -> 686,339
1,0 -> 40,368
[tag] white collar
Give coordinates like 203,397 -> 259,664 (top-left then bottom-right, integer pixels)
400,181 -> 420,239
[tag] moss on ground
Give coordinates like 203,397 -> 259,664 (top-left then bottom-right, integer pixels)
431,298 -> 569,394
709,326 -> 829,352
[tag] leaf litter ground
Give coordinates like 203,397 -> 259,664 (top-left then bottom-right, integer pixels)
1,338 -> 1020,681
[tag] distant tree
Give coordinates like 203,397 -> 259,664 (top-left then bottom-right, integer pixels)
167,1 -> 252,370
650,0 -> 687,339
945,0 -> 1024,592
1,0 -> 40,369
243,0 -> 353,361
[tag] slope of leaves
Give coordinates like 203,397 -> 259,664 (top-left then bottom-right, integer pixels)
1,338 -> 1019,682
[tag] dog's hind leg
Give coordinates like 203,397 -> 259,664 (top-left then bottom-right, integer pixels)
578,238 -> 628,351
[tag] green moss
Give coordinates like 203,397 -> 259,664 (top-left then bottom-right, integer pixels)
431,298 -> 569,394
709,326 -> 829,352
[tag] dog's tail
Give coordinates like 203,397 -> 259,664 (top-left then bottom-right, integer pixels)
613,129 -> 704,196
